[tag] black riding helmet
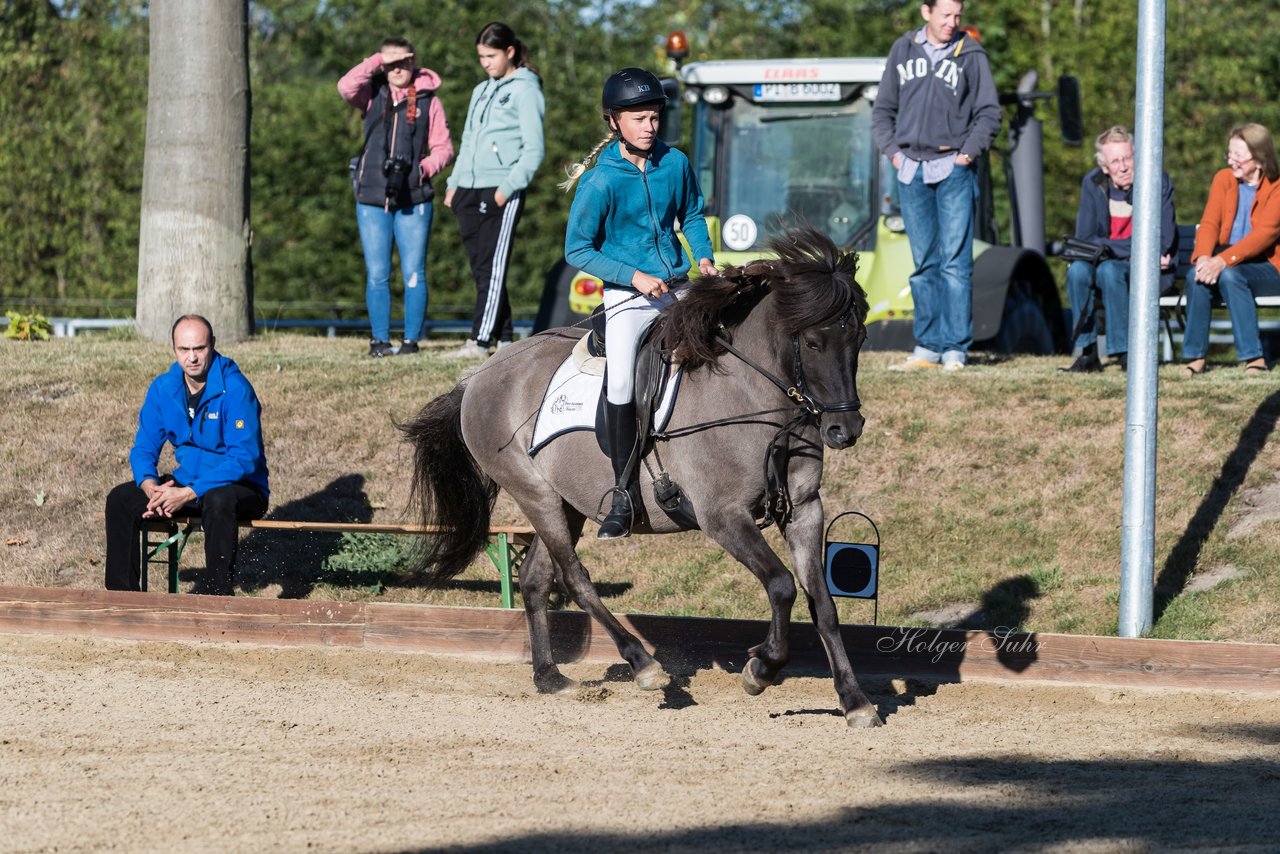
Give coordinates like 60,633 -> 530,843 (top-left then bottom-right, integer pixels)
602,68 -> 666,157
602,67 -> 666,112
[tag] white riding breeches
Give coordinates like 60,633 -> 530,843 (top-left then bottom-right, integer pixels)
603,286 -> 681,404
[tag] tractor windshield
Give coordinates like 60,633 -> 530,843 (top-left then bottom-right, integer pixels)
694,95 -> 877,252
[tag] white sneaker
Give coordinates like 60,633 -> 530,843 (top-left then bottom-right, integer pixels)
942,360 -> 966,372
887,356 -> 941,372
440,339 -> 489,361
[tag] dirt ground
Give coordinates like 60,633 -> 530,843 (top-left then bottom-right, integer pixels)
3,632 -> 1278,854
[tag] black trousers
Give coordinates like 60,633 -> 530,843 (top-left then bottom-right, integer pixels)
453,186 -> 524,346
104,480 -> 268,594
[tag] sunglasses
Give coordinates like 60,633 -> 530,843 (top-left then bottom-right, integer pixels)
382,58 -> 414,72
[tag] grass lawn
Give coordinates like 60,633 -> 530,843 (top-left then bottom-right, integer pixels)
3,332 -> 1279,644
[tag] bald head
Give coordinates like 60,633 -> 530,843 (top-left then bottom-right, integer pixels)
171,316 -> 215,389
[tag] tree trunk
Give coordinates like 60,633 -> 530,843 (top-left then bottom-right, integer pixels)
136,0 -> 251,343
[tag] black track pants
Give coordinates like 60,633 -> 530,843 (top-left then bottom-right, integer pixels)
453,187 -> 524,346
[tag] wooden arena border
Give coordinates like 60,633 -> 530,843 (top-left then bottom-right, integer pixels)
2,586 -> 1279,693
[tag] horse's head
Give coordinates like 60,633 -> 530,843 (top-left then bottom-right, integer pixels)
765,227 -> 869,450
656,226 -> 868,449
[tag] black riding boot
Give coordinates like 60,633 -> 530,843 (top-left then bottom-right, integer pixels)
598,401 -> 639,539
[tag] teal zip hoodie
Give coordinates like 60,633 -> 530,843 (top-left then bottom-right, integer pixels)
446,67 -> 545,200
564,139 -> 714,289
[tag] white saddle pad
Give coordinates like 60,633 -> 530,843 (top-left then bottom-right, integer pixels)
529,341 -> 683,456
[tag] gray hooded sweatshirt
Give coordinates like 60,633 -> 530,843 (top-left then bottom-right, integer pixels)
871,29 -> 1001,163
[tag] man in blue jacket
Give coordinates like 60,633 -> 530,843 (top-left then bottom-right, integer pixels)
1058,125 -> 1177,372
104,315 -> 270,594
872,0 -> 1002,371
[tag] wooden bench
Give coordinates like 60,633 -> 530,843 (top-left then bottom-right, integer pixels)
142,519 -> 535,608
1157,223 -> 1280,360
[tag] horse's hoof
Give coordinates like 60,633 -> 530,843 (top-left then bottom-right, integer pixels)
634,662 -> 670,691
845,707 -> 884,728
741,657 -> 772,696
534,672 -> 580,695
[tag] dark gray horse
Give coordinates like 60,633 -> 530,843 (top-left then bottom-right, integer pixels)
402,226 -> 882,727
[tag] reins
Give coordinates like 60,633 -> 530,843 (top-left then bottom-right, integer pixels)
690,305 -> 861,529
711,323 -> 862,417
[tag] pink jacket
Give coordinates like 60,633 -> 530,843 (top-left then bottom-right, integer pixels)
338,54 -> 453,179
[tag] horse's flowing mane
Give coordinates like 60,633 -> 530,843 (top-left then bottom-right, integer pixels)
658,226 -> 867,370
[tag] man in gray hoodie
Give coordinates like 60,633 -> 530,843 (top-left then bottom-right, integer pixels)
872,0 -> 1001,371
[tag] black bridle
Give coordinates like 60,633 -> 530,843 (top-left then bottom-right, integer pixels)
713,320 -> 862,418
706,316 -> 862,529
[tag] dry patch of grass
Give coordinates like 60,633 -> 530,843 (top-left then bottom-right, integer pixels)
3,336 -> 1280,644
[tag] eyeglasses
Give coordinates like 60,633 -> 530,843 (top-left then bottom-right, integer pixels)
1226,150 -> 1255,165
1105,154 -> 1134,170
382,58 -> 414,73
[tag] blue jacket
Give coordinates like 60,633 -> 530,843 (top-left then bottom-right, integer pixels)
565,139 -> 714,289
1074,166 -> 1177,260
129,352 -> 270,501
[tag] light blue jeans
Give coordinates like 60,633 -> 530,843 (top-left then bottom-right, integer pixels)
356,201 -> 432,342
1066,259 -> 1131,355
898,165 -> 977,364
1182,261 -> 1280,361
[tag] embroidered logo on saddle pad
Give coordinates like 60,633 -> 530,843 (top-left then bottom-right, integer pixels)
529,337 -> 682,456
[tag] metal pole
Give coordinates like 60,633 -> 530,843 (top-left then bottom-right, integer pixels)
1119,0 -> 1166,638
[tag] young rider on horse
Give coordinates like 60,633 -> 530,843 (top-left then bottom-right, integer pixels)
562,68 -> 717,539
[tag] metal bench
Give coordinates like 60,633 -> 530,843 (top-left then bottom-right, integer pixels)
142,518 -> 535,608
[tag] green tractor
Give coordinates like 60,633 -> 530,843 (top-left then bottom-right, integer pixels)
536,38 -> 1081,354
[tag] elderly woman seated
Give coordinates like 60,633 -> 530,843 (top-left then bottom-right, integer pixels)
1182,123 -> 1280,376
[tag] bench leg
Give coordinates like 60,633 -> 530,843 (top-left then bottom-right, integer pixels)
483,532 -> 531,609
141,524 -> 193,593
486,533 -> 515,609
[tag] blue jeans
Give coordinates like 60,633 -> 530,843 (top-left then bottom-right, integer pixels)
1066,258 -> 1131,355
898,165 -> 977,363
356,201 -> 433,342
1182,261 -> 1280,361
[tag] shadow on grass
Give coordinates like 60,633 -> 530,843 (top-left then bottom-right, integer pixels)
391,754 -> 1280,852
227,473 -> 374,598
1155,387 -> 1280,623
216,476 -> 635,602
957,574 -> 1041,631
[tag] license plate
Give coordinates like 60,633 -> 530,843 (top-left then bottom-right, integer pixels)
753,82 -> 841,102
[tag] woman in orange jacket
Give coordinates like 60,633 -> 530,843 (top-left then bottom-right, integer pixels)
1183,123 -> 1280,376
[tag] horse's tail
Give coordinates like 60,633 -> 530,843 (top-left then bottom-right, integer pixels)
398,383 -> 498,582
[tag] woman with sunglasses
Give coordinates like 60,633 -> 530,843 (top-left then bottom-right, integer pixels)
441,22 -> 545,360
1182,123 -> 1280,376
340,37 -> 454,357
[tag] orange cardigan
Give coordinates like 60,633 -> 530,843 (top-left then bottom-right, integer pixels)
1193,168 -> 1280,272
